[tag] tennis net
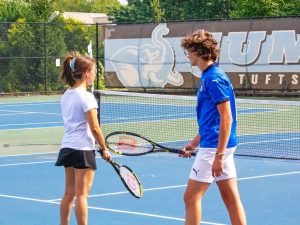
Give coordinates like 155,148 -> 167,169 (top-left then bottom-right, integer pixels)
96,90 -> 300,160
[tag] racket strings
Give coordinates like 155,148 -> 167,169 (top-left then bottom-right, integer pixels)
107,135 -> 153,154
119,167 -> 142,197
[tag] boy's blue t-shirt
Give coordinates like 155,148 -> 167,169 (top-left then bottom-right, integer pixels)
196,63 -> 238,148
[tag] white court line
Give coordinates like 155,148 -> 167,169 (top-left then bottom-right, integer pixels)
0,156 -> 121,167
1,112 -> 39,116
238,131 -> 300,136
100,117 -> 194,126
0,151 -> 58,158
0,102 -> 60,107
100,113 -> 195,125
0,194 -> 57,204
0,125 -> 63,131
0,109 -> 61,116
47,185 -> 188,202
87,205 -> 227,225
238,137 -> 300,145
0,161 -> 56,167
237,171 -> 300,181
47,170 -> 300,202
0,121 -> 62,127
0,194 -> 225,225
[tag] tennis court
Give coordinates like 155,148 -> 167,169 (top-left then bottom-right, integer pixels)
0,94 -> 300,225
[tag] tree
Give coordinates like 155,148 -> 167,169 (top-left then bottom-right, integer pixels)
230,0 -> 300,18
63,18 -> 95,53
108,0 -> 234,23
108,0 -> 300,23
52,0 -> 121,13
30,0 -> 55,21
52,0 -> 92,13
151,0 -> 165,22
161,0 -> 233,21
0,0 -> 57,22
0,0 -> 67,92
108,0 -> 161,23
91,0 -> 122,13
2,18 -> 66,92
0,0 -> 30,22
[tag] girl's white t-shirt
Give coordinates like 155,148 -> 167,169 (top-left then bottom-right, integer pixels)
60,87 -> 98,150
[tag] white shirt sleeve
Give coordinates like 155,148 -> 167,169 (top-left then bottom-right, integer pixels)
82,92 -> 98,113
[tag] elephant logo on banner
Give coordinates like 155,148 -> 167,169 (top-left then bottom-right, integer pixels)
110,23 -> 183,88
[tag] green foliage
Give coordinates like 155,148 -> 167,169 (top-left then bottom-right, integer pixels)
108,0 -> 155,22
0,0 -> 55,22
0,19 -> 66,92
0,18 -> 98,92
64,19 -> 95,53
30,0 -> 55,21
161,0 -> 233,20
95,59 -> 106,90
52,0 -> 92,12
0,0 -> 30,22
108,0 -> 234,22
230,0 -> 300,18
52,0 -> 121,13
0,0 -> 107,93
151,0 -> 165,22
108,0 -> 299,23
91,0 -> 122,13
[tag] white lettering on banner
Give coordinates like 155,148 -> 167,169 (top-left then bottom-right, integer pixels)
292,74 -> 299,84
239,74 -> 245,84
278,74 -> 285,85
268,30 -> 300,64
227,31 -> 266,66
238,73 -> 299,85
251,74 -> 258,84
265,74 -> 272,84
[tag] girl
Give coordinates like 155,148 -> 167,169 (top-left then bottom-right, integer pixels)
55,54 -> 110,225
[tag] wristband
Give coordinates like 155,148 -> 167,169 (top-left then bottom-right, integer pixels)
215,152 -> 225,156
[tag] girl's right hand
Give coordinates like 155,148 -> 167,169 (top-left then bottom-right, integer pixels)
101,149 -> 111,161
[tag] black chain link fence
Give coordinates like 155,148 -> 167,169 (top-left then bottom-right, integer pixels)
0,22 -> 103,95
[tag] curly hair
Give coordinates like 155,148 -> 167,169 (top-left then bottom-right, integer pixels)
181,29 -> 219,61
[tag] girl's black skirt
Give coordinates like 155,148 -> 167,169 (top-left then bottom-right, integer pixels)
55,148 -> 97,170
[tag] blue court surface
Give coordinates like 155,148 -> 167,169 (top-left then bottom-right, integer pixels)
0,153 -> 300,225
0,99 -> 300,225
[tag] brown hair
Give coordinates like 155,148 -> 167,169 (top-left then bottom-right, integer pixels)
181,29 -> 219,61
61,53 -> 96,87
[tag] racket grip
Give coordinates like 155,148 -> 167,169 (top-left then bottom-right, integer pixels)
190,152 -> 197,157
97,148 -> 112,162
97,148 -> 103,156
180,149 -> 197,157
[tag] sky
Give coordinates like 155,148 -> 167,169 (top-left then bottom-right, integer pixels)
118,0 -> 128,5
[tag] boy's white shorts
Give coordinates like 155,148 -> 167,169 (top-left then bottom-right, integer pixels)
189,147 -> 237,183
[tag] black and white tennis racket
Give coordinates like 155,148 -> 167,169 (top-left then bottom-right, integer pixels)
105,131 -> 197,156
97,149 -> 143,198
